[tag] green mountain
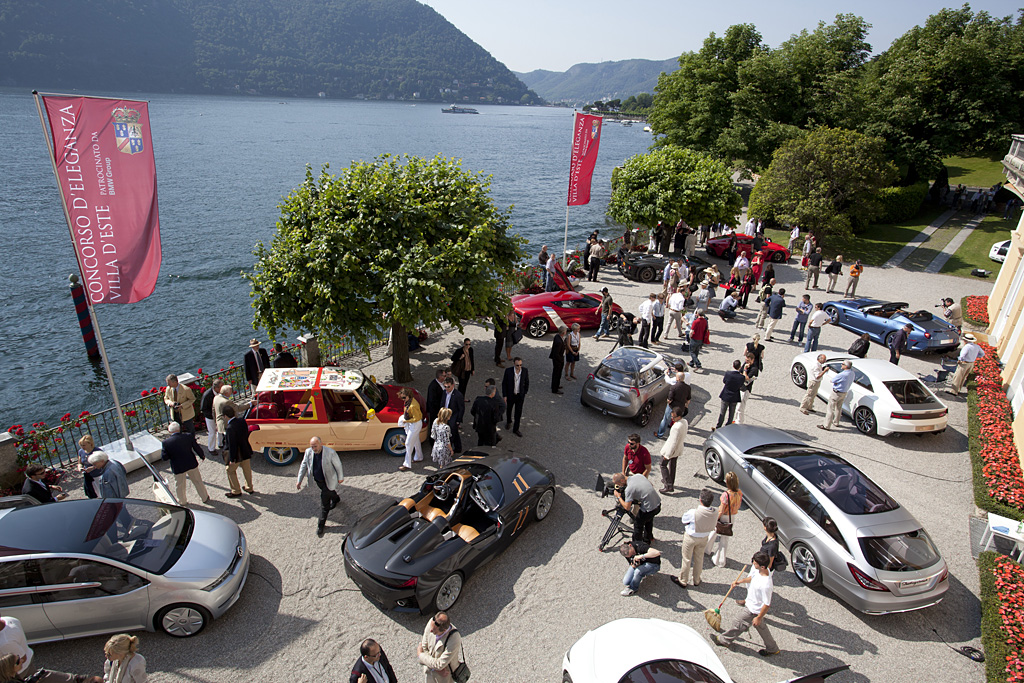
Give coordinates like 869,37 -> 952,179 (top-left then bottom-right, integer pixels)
516,58 -> 678,105
0,0 -> 541,104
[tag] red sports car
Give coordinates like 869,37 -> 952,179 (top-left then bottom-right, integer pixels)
706,234 -> 790,263
512,290 -> 624,338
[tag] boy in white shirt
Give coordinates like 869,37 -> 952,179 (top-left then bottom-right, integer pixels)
710,551 -> 780,656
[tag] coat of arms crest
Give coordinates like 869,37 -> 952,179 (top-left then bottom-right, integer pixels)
112,106 -> 144,155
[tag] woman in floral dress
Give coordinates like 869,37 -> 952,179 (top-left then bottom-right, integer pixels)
431,407 -> 454,469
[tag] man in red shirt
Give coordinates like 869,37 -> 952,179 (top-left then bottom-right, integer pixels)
689,311 -> 710,370
621,433 -> 651,477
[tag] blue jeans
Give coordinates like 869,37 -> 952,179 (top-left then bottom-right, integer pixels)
804,326 -> 821,352
689,339 -> 704,367
655,403 -> 673,437
623,562 -> 659,591
790,319 -> 807,342
596,312 -> 611,337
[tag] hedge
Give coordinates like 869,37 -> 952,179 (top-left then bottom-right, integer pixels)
980,551 -> 1014,683
969,385 -> 1024,521
877,182 -> 929,223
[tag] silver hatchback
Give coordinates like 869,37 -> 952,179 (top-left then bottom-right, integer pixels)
580,346 -> 671,427
0,498 -> 249,643
702,425 -> 948,614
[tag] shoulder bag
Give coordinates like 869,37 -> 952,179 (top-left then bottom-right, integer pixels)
442,629 -> 470,683
716,492 -> 734,536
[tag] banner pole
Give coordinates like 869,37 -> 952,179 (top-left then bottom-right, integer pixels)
563,205 -> 570,269
33,91 -> 177,505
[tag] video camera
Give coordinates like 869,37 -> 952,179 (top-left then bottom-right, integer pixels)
594,474 -> 623,499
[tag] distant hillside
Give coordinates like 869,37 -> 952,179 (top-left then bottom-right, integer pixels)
517,58 -> 678,105
0,0 -> 542,104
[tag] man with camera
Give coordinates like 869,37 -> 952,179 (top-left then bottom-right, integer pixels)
941,297 -> 963,331
611,471 -> 661,545
619,539 -> 661,596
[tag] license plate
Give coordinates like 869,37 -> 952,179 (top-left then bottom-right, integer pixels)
598,390 -> 618,401
915,425 -> 934,432
900,577 -> 930,589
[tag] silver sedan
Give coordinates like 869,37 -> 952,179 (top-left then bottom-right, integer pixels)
702,425 -> 948,614
0,498 -> 249,643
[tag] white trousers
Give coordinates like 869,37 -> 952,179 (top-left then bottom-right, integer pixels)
402,420 -> 423,468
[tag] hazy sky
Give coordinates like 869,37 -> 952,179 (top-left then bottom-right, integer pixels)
420,0 -> 1023,73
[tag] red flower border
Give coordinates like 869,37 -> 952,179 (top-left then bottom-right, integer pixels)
993,555 -> 1024,681
975,342 -> 1024,509
967,295 -> 990,326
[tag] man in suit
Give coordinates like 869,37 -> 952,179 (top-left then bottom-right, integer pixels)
297,436 -> 344,537
715,360 -> 746,429
889,323 -> 912,365
161,421 -> 209,505
417,612 -> 464,683
21,465 -> 67,504
550,326 -> 567,394
425,367 -> 450,443
223,404 -> 254,498
243,338 -> 271,388
349,638 -> 397,683
502,357 -> 529,437
272,342 -> 298,368
163,374 -> 197,434
470,380 -> 503,447
442,376 -> 464,454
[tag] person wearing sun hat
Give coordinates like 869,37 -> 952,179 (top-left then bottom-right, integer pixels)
243,338 -> 271,389
948,332 -> 985,396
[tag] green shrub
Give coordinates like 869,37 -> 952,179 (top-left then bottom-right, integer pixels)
877,182 -> 929,223
979,551 -> 1013,683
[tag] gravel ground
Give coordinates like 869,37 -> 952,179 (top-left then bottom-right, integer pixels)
34,257 -> 995,683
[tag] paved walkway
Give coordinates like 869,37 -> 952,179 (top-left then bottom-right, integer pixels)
882,209 -> 955,268
926,213 -> 986,273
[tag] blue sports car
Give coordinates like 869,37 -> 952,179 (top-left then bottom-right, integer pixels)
822,299 -> 960,353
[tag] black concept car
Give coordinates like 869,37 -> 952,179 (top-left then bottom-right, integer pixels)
342,453 -> 556,613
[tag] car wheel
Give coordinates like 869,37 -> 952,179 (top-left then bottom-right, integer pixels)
534,487 -> 555,521
791,543 -> 823,587
633,401 -> 654,426
791,363 -> 808,388
382,428 -> 407,457
263,446 -> 298,467
854,406 -> 877,436
704,449 -> 725,483
527,318 -> 550,338
823,305 -> 839,323
433,572 -> 464,611
638,266 -> 656,283
156,603 -> 211,637
771,250 -> 786,263
885,331 -> 897,349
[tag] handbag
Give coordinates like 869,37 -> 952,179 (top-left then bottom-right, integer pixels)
511,327 -> 524,344
715,493 -> 734,536
443,629 -> 471,683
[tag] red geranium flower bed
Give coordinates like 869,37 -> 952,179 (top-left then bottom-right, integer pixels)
975,342 -> 1024,509
967,295 -> 990,325
993,555 -> 1024,681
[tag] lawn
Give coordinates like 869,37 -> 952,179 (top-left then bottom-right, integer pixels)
763,205 -> 945,267
940,215 -> 1015,278
941,153 -> 1006,188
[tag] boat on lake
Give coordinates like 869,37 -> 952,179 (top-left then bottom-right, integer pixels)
442,104 -> 479,114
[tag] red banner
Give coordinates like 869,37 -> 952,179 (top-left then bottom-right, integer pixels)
566,112 -> 602,206
41,95 -> 161,304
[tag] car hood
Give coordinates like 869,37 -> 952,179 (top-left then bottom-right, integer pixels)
568,618 -> 733,683
347,502 -> 457,578
162,510 -> 243,582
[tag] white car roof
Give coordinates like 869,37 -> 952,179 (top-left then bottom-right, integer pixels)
794,353 -> 921,382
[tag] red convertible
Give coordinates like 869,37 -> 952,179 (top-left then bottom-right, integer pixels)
512,290 -> 624,338
706,234 -> 790,263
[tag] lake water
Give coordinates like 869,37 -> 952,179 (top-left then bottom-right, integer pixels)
0,90 -> 651,429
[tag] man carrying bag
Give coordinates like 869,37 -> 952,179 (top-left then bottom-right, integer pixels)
418,611 -> 470,682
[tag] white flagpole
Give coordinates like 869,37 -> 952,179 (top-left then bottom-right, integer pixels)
33,91 -> 178,505
563,110 -> 578,268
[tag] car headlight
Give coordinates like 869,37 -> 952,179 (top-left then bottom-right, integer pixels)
202,567 -> 233,592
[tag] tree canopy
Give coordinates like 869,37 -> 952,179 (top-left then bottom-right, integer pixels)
246,154 -> 526,382
607,146 -> 742,229
747,128 -> 898,239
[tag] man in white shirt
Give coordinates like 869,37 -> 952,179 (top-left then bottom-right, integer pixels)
0,615 -> 32,675
787,225 -> 800,255
744,217 -> 756,236
545,251 -> 558,292
638,293 -> 657,348
804,303 -> 831,353
711,551 -> 780,656
663,261 -> 677,292
350,638 -> 398,683
800,354 -> 828,415
677,260 -> 690,284
734,253 -> 750,281
667,290 -> 688,338
672,488 -> 718,588
948,333 -> 986,396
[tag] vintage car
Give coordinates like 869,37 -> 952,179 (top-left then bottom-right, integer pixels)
580,347 -> 672,426
703,426 -> 949,614
343,453 -> 555,613
512,290 -> 624,338
245,367 -> 426,466
617,251 -> 711,284
705,233 -> 790,262
822,298 -> 960,353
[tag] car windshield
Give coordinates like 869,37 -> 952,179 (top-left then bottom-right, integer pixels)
596,363 -> 636,387
758,449 -> 900,515
472,472 -> 504,511
860,529 -> 941,572
357,378 -> 387,412
618,659 -> 727,683
0,500 -> 193,575
884,380 -> 936,405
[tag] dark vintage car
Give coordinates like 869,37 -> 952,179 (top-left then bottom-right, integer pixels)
342,453 -> 555,613
822,298 -> 960,353
617,251 -> 711,284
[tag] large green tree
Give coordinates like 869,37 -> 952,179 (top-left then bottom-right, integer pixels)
607,146 -> 742,228
747,128 -> 897,239
245,154 -> 526,382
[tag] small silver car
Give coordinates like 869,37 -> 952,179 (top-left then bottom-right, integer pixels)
580,346 -> 671,426
0,498 -> 249,643
702,425 -> 948,614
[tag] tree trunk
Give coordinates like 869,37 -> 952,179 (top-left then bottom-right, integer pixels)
391,322 -> 412,383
